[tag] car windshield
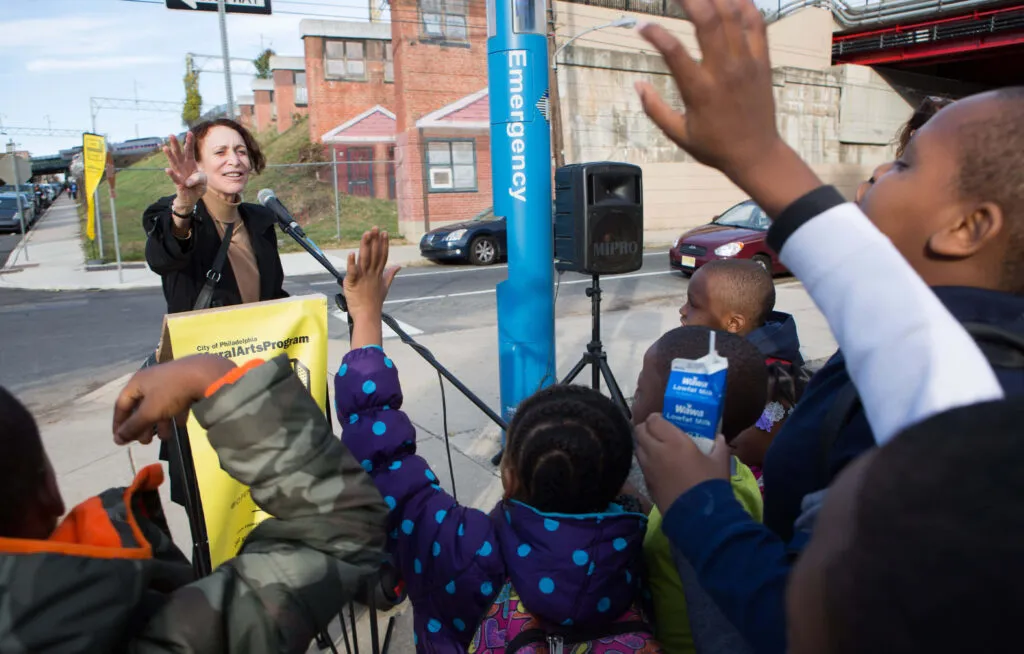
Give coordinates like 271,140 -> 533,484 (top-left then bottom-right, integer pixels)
473,207 -> 497,221
714,202 -> 770,231
0,198 -> 20,210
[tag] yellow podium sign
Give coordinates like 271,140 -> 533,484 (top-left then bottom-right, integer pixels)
165,295 -> 329,568
82,133 -> 106,241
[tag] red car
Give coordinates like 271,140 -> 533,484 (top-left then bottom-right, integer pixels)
668,200 -> 787,275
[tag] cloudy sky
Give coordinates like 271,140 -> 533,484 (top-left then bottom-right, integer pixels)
0,0 -> 381,155
1,0 -> 785,157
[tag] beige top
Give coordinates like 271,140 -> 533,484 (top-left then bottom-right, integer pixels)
204,191 -> 261,305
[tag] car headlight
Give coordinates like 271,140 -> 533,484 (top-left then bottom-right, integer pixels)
714,242 -> 744,257
444,229 -> 467,242
673,237 -> 682,249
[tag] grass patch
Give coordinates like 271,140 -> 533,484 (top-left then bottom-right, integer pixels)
78,116 -> 399,263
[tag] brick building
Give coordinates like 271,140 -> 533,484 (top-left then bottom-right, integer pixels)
268,55 -> 309,133
388,0 -> 489,238
322,105 -> 397,200
251,79 -> 275,133
296,3 -> 900,240
237,95 -> 255,131
301,20 -> 395,144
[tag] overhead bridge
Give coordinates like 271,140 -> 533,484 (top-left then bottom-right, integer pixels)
832,4 -> 1024,65
31,155 -> 69,177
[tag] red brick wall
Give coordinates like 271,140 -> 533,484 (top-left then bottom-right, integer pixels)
254,90 -> 274,133
273,69 -> 309,133
397,129 -> 492,238
239,105 -> 255,131
390,0 -> 489,238
304,35 -> 395,144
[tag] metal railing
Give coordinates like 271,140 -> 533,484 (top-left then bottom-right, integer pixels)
832,3 -> 1024,56
560,0 -> 686,19
766,0 -> 1009,28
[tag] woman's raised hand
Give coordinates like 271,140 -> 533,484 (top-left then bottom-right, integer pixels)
163,132 -> 207,211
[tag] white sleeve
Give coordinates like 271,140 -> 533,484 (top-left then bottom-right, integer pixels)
769,188 -> 1003,445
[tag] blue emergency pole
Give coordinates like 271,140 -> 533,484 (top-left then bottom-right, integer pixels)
487,0 -> 555,436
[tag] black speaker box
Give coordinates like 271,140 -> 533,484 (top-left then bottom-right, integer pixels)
554,162 -> 644,275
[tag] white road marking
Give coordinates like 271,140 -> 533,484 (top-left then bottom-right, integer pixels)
331,309 -> 424,338
306,251 -> 669,287
381,269 -> 678,305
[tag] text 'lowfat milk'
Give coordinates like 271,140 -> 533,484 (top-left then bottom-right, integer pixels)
662,331 -> 729,455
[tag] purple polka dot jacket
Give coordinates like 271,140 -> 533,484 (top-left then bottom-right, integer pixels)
336,347 -> 649,653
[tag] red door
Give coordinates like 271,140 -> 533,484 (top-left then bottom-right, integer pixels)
346,147 -> 374,198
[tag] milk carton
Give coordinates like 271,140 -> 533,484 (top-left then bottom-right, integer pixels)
662,331 -> 729,454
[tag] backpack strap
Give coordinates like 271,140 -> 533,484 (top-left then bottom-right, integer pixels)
506,621 -> 652,654
819,323 -> 1024,480
962,322 -> 1024,368
193,220 -> 235,311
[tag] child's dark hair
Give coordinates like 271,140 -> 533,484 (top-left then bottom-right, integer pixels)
821,399 -> 1024,654
653,326 -> 768,439
701,259 -> 775,328
765,361 -> 811,408
953,87 -> 1024,294
894,95 -> 953,158
506,385 -> 634,514
0,386 -> 47,537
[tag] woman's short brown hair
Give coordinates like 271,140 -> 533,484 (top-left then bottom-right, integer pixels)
189,118 -> 266,174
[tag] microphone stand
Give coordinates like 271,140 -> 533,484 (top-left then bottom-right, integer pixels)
276,220 -> 508,432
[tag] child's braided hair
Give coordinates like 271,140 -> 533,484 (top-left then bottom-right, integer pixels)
505,385 -> 634,514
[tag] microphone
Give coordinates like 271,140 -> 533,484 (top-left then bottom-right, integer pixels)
258,187 -> 348,311
257,188 -> 306,237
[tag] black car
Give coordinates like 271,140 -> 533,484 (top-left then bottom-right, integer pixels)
419,207 -> 506,266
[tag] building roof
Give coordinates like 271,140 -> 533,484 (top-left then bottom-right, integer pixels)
416,89 -> 489,130
269,55 -> 306,71
322,105 -> 397,144
300,19 -> 391,41
252,79 -> 275,91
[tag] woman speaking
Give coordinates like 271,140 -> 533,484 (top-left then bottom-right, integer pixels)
144,118 -> 287,313
143,118 -> 288,508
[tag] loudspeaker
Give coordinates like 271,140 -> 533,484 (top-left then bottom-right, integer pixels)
554,162 -> 643,275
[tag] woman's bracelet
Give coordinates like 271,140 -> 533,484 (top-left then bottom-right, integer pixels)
171,204 -> 195,219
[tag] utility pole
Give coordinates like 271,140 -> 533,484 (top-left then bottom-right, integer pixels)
217,0 -> 236,117
547,2 -> 565,168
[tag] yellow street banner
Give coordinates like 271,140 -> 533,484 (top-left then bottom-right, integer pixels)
82,133 -> 106,241
165,295 -> 329,568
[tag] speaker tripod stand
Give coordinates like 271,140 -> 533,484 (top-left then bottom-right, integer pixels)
561,274 -> 632,420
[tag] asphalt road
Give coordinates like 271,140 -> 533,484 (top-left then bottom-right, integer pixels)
0,251 -> 686,412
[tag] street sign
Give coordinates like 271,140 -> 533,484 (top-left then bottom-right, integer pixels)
165,0 -> 272,15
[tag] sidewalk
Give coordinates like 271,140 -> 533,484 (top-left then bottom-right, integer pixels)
0,196 -> 427,291
0,196 -> 682,292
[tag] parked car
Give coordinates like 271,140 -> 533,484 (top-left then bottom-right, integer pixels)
420,207 -> 507,266
669,200 -> 787,275
0,194 -> 30,233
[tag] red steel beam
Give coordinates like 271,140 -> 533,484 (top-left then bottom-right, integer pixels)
833,3 -> 1024,41
833,30 -> 1024,64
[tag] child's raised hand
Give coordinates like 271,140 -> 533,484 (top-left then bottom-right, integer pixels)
636,0 -> 820,215
113,355 -> 236,445
636,0 -> 777,180
635,414 -> 731,512
343,227 -> 400,348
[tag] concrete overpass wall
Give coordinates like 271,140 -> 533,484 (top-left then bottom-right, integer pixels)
556,6 -> 910,233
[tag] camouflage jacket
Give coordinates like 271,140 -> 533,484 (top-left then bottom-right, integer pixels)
0,355 -> 388,653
